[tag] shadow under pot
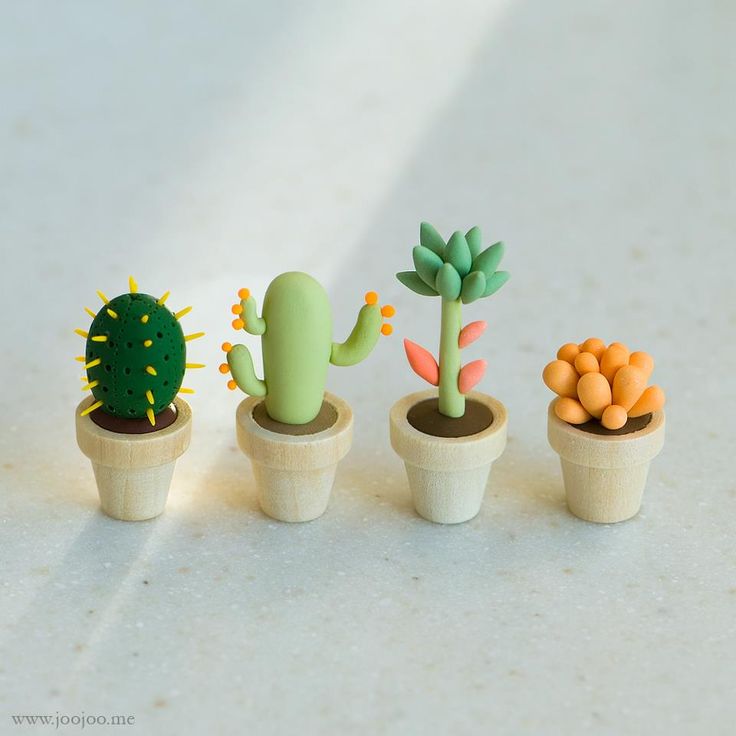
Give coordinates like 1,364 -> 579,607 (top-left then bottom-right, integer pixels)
390,389 -> 508,524
547,401 -> 665,523
75,396 -> 192,521
236,391 -> 353,522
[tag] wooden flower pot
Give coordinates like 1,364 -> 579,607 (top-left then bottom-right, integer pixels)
547,402 -> 665,523
236,391 -> 353,522
389,389 -> 508,524
75,397 -> 192,521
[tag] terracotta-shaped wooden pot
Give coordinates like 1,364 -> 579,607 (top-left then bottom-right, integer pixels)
547,402 -> 665,523
75,397 -> 192,521
236,391 -> 353,522
389,389 -> 508,524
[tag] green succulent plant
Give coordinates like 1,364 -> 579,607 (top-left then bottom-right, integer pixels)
397,223 -> 509,418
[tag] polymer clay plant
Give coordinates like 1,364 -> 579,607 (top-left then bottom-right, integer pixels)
543,338 -> 666,523
389,223 -> 509,524
220,272 -> 394,522
74,277 -> 204,520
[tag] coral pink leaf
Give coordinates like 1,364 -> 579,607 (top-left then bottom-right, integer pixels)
458,320 -> 487,349
403,339 -> 439,386
458,360 -> 487,394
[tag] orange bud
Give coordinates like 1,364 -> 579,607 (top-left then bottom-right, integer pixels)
381,304 -> 396,318
219,363 -> 230,374
557,342 -> 580,364
554,397 -> 592,425
580,337 -> 606,361
574,351 -> 600,376
365,291 -> 378,305
221,342 -> 232,353
601,404 -> 627,430
232,319 -> 244,330
381,323 -> 393,336
227,379 -> 237,391
231,304 -> 243,315
238,288 -> 250,300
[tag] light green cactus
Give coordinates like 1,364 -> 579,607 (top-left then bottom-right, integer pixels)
222,272 -> 394,424
397,223 -> 509,418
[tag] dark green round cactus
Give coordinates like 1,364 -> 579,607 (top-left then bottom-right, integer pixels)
85,293 -> 185,419
77,278 -> 204,426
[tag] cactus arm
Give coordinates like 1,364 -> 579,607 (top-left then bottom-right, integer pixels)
227,344 -> 267,397
438,298 -> 465,417
330,303 -> 383,367
240,295 -> 266,335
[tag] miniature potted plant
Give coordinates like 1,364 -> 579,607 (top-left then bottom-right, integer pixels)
74,277 -> 204,521
220,271 -> 394,522
389,222 -> 509,524
543,338 -> 666,523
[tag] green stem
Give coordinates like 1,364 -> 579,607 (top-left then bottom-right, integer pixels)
438,298 -> 464,417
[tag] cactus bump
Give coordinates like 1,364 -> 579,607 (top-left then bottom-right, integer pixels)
220,272 -> 394,424
397,222 -> 509,418
543,338 -> 666,430
75,276 -> 205,426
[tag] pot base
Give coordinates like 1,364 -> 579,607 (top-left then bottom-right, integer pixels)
560,459 -> 650,523
405,463 -> 492,524
252,465 -> 335,522
93,462 -> 175,521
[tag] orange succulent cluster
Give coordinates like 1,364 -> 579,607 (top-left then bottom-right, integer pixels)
543,338 -> 665,430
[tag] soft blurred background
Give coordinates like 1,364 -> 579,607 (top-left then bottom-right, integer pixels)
1,1 -> 734,734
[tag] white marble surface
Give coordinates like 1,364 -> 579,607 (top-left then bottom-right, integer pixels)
1,1 -> 734,734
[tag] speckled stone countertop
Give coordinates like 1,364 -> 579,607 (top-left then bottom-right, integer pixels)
1,2 -> 734,734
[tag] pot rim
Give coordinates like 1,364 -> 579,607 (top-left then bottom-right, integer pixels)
547,401 -> 665,469
389,389 -> 508,470
236,391 -> 353,470
76,396 -> 192,469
